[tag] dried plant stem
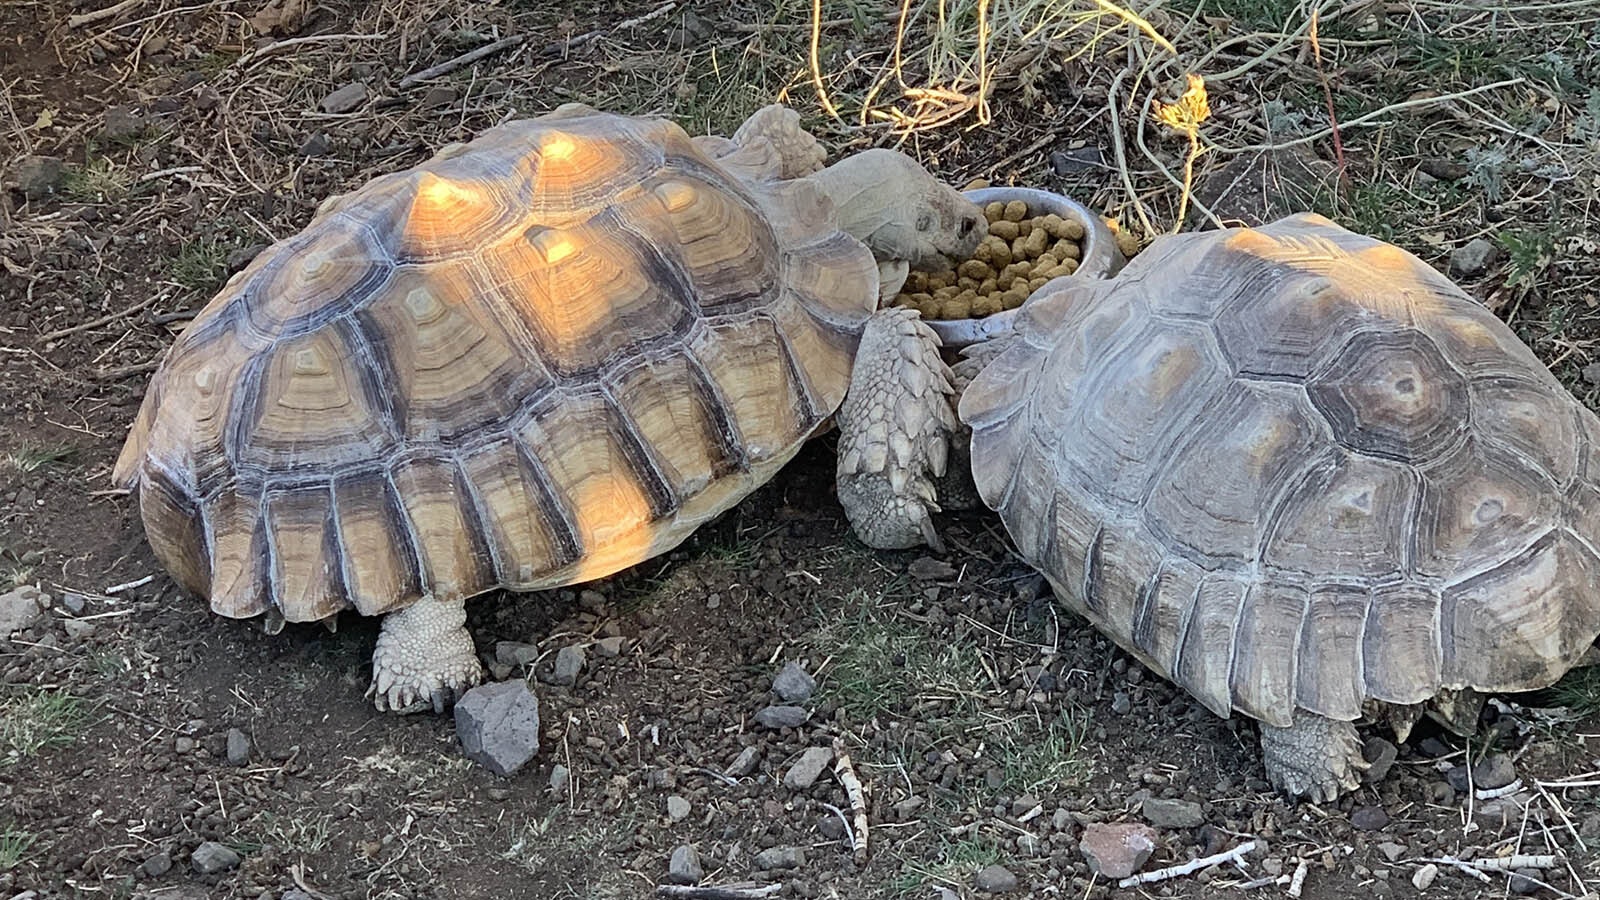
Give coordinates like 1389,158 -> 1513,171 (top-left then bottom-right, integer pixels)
67,0 -> 145,28
1118,840 -> 1258,888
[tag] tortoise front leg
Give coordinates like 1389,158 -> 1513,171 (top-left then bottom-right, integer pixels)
369,594 -> 483,714
1258,711 -> 1367,802
836,306 -> 957,551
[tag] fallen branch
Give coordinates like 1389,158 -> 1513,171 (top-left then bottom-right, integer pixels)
398,35 -> 528,89
653,884 -> 782,899
138,166 -> 204,183
1287,858 -> 1309,898
832,738 -> 869,864
40,290 -> 170,341
67,0 -> 144,28
1464,855 -> 1561,870
235,33 -> 385,68
1118,840 -> 1258,888
92,359 -> 161,381
105,574 -> 155,595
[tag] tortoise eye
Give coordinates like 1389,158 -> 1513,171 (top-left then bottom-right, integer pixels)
915,212 -> 933,232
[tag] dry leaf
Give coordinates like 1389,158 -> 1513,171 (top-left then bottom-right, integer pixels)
251,0 -> 305,36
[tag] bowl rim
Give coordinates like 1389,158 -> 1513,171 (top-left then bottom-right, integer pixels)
918,186 -> 1123,348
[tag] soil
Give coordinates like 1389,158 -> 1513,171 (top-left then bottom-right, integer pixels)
2,2 -> 1598,900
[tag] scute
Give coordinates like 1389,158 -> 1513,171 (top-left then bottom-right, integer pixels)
117,106 -> 879,623
1305,329 -> 1470,463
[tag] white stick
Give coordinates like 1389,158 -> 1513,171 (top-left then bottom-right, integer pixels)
1287,858 -> 1309,898
1464,855 -> 1561,870
654,885 -> 783,899
67,0 -> 144,27
832,738 -> 869,864
1117,840 -> 1258,888
1476,779 -> 1524,800
104,574 -> 154,595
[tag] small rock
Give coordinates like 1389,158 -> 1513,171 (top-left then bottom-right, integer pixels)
494,641 -> 539,667
1450,237 -> 1498,278
665,795 -> 691,822
1141,798 -> 1203,829
1363,737 -> 1399,784
454,680 -> 541,776
282,892 -> 314,900
1078,822 -> 1157,880
1417,736 -> 1453,757
974,863 -> 1019,893
1472,754 -> 1517,790
908,556 -> 957,580
0,585 -> 46,636
1412,863 -> 1438,890
1473,794 -> 1531,831
667,845 -> 702,884
1049,146 -> 1104,175
783,746 -> 834,790
225,728 -> 250,766
100,106 -> 147,141
1111,691 -> 1132,715
59,592 -> 87,615
421,85 -> 460,109
1419,158 -> 1469,181
174,736 -> 195,754
1377,842 -> 1407,863
12,156 -> 65,199
190,841 -> 241,874
725,746 -> 761,777
817,814 -> 845,840
548,645 -> 585,686
594,636 -> 627,657
318,82 -> 368,114
548,764 -> 570,794
1509,868 -> 1543,894
772,661 -> 817,703
1052,808 -> 1073,832
62,618 -> 96,641
1580,812 -> 1600,841
752,846 -> 805,870
754,705 -> 808,729
578,588 -> 607,610
935,890 -> 960,900
1582,363 -> 1600,387
297,131 -> 330,157
1351,806 -> 1390,831
142,850 -> 173,877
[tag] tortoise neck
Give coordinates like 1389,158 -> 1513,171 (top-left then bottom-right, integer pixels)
809,154 -> 901,259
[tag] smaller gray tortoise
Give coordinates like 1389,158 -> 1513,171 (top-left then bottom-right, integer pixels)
114,102 -> 983,713
956,213 -> 1600,800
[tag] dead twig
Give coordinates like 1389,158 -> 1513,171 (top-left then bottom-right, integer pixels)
1117,840 -> 1258,888
66,0 -> 145,28
653,884 -> 783,899
832,738 -> 869,863
236,34 -> 386,69
40,291 -> 170,342
398,35 -> 529,89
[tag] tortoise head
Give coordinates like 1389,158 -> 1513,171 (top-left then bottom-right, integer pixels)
810,148 -> 986,270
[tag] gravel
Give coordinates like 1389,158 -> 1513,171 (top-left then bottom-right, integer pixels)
974,864 -> 1020,893
141,850 -> 173,877
548,645 -> 585,686
754,705 -> 808,729
1079,823 -> 1156,879
667,845 -> 703,885
190,841 -> 241,874
318,82 -> 368,113
783,746 -> 834,790
0,585 -> 47,636
771,660 -> 817,702
751,846 -> 805,870
1472,754 -> 1517,790
666,795 -> 691,822
454,680 -> 542,776
725,746 -> 761,777
11,156 -> 64,200
225,728 -> 250,766
1350,806 -> 1390,831
1449,237 -> 1499,278
1141,797 -> 1203,829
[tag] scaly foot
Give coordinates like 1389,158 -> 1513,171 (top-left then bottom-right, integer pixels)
368,595 -> 483,714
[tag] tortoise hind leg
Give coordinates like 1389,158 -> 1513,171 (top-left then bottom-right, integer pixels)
1258,711 -> 1366,802
836,306 -> 957,551
369,594 -> 483,714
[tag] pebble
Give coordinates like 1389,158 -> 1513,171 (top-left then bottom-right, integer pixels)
454,680 -> 541,776
62,618 -> 96,641
100,106 -> 147,140
190,841 -> 241,874
59,592 -> 86,615
1580,812 -> 1600,841
772,660 -> 817,702
174,736 -> 195,754
908,556 -> 957,580
1377,842 -> 1407,863
142,850 -> 173,877
754,705 -> 808,729
0,585 -> 46,636
1049,146 -> 1104,175
548,764 -> 570,794
1583,363 -> 1600,387
225,728 -> 250,766
1473,795 -> 1530,831
1363,737 -> 1398,784
421,85 -> 460,109
1472,754 -> 1517,790
1509,868 -> 1543,894
1140,797 -> 1203,829
548,646 -> 585,686
494,641 -> 539,667
594,636 -> 627,657
752,846 -> 805,870
1412,863 -> 1438,890
783,746 -> 834,790
1350,806 -> 1390,831
974,863 -> 1020,893
665,795 -> 691,822
578,588 -> 607,610
318,82 -> 368,114
1078,822 -> 1157,879
296,131 -> 330,157
667,845 -> 702,884
1111,691 -> 1132,715
1449,237 -> 1498,278
1417,737 -> 1453,757
282,892 -> 314,900
12,156 -> 65,199
725,746 -> 761,777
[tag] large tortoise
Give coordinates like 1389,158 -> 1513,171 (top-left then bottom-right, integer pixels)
113,103 -> 981,712
953,213 -> 1600,800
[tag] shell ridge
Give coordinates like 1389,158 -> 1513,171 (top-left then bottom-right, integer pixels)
508,420 -> 585,566
597,383 -> 680,519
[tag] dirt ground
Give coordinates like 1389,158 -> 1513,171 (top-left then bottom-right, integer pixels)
2,1 -> 1599,899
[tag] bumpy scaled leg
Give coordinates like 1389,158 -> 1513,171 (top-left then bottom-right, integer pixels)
836,306 -> 957,551
369,595 -> 483,714
1258,711 -> 1366,802
732,104 -> 826,178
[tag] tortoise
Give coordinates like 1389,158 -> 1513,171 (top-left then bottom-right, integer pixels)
942,212 -> 1600,800
113,102 -> 982,713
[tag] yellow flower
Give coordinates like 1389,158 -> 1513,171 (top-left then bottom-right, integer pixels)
1155,74 -> 1211,134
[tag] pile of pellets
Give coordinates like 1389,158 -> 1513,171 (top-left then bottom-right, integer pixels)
890,199 -> 1085,320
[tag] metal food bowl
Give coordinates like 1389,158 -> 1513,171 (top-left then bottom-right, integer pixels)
920,186 -> 1124,349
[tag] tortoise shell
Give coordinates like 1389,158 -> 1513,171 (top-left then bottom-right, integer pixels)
961,213 -> 1600,728
114,107 -> 878,623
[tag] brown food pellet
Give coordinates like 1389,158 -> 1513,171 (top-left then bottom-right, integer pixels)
988,220 -> 1019,242
1117,231 -> 1142,258
926,272 -> 952,290
971,293 -> 1003,317
1003,200 -> 1028,222
941,298 -> 972,319
1023,228 -> 1050,258
984,201 -> 1006,222
1029,276 -> 1050,292
1002,289 -> 1029,310
958,259 -> 993,281
978,277 -> 998,295
988,240 -> 1014,268
1053,239 -> 1081,261
957,276 -> 980,291
1017,219 -> 1032,237
934,285 -> 958,300
972,242 -> 993,264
